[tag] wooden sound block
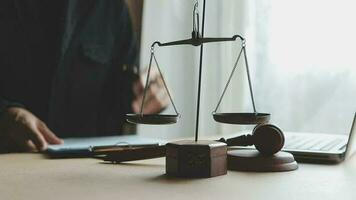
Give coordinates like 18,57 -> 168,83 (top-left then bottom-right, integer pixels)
228,149 -> 298,172
166,140 -> 227,178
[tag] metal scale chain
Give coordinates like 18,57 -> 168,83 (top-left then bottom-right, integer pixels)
213,40 -> 257,114
140,46 -> 180,117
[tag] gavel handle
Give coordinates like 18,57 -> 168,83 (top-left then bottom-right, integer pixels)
218,134 -> 254,147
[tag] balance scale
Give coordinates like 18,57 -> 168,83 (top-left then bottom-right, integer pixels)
126,0 -> 297,177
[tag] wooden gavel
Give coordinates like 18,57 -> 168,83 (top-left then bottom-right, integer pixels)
218,124 -> 285,155
94,124 -> 285,162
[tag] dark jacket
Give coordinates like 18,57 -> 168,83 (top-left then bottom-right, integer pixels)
0,0 -> 139,137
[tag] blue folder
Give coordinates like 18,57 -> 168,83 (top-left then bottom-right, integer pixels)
46,135 -> 163,158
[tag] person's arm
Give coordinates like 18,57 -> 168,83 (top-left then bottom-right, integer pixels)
0,97 -> 23,152
132,69 -> 170,114
0,97 -> 24,116
122,1 -> 169,114
0,97 -> 63,153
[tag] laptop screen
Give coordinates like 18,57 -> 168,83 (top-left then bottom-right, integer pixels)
345,112 -> 356,159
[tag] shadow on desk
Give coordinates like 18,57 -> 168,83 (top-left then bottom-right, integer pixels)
99,161 -> 163,167
99,161 -> 199,183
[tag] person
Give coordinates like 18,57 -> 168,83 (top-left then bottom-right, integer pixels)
0,0 -> 168,153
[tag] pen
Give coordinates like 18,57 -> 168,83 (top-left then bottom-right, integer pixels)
94,145 -> 166,163
90,143 -> 160,154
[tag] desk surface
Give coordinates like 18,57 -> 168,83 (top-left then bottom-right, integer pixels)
0,153 -> 355,200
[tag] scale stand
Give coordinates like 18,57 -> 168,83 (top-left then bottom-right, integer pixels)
126,0 -> 296,177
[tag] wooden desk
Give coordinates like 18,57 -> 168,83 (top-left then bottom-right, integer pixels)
0,153 -> 355,200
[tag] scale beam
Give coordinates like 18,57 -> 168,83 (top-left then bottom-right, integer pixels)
151,35 -> 244,48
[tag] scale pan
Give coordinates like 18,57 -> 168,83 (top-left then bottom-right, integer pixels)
213,112 -> 270,125
126,114 -> 179,125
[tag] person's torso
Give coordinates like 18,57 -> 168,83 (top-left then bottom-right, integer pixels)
0,0 -> 139,137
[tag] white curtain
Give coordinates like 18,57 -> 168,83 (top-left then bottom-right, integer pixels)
138,0 -> 356,139
250,0 -> 356,135
138,0 -> 199,139
138,0 -> 248,139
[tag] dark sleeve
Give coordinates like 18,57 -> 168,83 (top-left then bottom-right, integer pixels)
113,0 -> 140,68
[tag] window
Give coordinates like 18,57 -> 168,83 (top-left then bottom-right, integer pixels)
250,0 -> 356,134
139,0 -> 356,138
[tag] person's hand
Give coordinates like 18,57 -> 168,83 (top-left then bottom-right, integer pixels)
0,107 -> 63,152
132,68 -> 170,114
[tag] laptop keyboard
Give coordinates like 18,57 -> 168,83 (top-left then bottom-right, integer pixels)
284,134 -> 347,152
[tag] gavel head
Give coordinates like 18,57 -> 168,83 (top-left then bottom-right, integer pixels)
252,124 -> 285,156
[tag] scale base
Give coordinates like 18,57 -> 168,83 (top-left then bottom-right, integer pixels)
227,149 -> 298,172
166,140 -> 227,178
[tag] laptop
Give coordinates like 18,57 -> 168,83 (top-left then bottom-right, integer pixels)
283,112 -> 356,163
